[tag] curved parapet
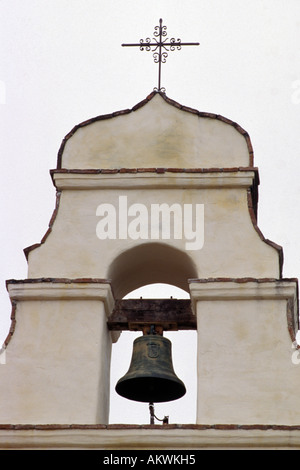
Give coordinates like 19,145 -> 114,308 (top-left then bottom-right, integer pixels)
57,91 -> 253,170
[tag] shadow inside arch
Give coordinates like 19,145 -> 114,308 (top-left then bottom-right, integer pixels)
108,242 -> 198,299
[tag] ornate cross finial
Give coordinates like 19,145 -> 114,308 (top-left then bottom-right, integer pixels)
122,18 -> 200,92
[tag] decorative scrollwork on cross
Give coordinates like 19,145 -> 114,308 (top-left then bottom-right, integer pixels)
169,38 -> 181,51
140,38 -> 151,51
122,18 -> 199,92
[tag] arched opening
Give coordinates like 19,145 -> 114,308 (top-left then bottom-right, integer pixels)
109,283 -> 197,425
108,242 -> 198,299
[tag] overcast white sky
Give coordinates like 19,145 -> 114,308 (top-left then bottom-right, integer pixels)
0,0 -> 300,424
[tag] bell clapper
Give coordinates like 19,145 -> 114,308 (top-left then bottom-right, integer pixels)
149,402 -> 169,425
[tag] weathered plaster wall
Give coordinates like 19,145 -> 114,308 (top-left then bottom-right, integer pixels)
26,172 -> 281,291
190,280 -> 299,425
0,281 -> 114,424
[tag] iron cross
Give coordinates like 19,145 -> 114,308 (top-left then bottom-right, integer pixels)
122,18 -> 200,92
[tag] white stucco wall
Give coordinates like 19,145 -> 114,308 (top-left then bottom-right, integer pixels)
27,172 -> 281,290
1,93 -> 297,430
190,280 -> 300,425
0,282 -> 114,424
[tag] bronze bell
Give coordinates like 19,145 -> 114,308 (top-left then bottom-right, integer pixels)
115,333 -> 186,403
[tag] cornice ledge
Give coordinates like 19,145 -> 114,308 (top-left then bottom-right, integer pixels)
188,278 -> 298,301
51,169 -> 256,190
6,278 -> 115,316
188,278 -> 299,341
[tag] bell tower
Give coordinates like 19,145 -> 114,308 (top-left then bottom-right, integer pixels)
0,91 -> 299,449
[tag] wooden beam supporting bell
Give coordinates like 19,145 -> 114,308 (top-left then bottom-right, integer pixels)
107,299 -> 196,332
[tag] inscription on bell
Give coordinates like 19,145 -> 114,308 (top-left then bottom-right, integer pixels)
147,342 -> 160,358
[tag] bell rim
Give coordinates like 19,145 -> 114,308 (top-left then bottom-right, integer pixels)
115,375 -> 186,403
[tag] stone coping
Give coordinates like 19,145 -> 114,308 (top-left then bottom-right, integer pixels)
0,423 -> 300,430
1,424 -> 300,449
